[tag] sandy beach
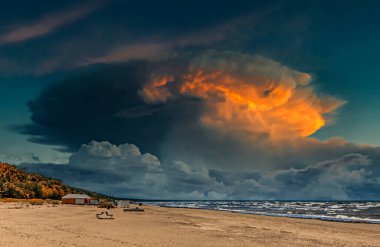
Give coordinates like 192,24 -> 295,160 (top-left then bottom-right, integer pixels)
1,202 -> 380,247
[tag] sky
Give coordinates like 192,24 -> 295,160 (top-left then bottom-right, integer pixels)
1,0 -> 380,200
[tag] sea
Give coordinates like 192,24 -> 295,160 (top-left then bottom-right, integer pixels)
143,200 -> 380,224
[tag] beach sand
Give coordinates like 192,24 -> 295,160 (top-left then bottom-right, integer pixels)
1,202 -> 380,247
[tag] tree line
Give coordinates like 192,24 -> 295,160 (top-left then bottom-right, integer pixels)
0,162 -> 111,200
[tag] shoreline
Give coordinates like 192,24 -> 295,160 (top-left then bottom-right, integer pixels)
152,205 -> 380,224
1,202 -> 380,246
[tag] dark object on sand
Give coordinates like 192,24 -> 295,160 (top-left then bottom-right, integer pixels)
123,207 -> 145,213
98,202 -> 115,209
96,211 -> 114,219
139,203 -> 142,206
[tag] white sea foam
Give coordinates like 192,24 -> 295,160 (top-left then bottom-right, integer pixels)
143,200 -> 380,224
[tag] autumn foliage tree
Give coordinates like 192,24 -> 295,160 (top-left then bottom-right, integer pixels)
0,162 -> 108,200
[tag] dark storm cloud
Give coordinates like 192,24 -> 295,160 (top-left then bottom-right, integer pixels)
15,51 -> 380,199
17,51 -> 379,172
15,61 -> 204,152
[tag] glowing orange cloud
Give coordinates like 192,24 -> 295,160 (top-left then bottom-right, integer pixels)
139,51 -> 345,140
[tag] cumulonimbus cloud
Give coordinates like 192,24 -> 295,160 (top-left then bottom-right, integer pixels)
17,51 -> 357,171
16,50 -> 380,199
140,51 -> 345,140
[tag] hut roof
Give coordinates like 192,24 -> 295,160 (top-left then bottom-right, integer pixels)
62,194 -> 91,199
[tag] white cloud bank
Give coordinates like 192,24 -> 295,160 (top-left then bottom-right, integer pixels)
21,140 -> 380,200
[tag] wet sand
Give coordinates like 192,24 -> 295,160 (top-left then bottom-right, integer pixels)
1,202 -> 380,246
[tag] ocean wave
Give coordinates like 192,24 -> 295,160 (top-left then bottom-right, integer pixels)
143,200 -> 380,224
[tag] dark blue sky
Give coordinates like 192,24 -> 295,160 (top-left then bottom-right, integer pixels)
1,0 -> 380,199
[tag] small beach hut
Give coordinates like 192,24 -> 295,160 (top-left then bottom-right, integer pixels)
61,194 -> 91,205
118,200 -> 130,208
